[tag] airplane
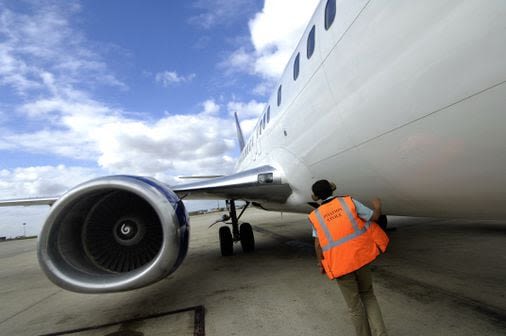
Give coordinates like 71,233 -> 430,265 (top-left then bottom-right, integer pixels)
1,0 -> 505,293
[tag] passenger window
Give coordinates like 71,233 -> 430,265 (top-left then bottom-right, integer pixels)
277,85 -> 282,106
266,106 -> 270,123
307,25 -> 315,59
325,0 -> 336,30
293,53 -> 300,81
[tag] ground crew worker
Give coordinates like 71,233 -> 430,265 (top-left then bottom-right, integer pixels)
308,179 -> 389,336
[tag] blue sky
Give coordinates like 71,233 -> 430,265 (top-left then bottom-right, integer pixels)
0,0 -> 319,237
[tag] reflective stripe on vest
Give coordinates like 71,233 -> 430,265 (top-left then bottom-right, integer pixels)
313,198 -> 371,252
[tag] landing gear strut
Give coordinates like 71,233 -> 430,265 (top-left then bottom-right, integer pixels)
377,215 -> 388,231
217,200 -> 254,256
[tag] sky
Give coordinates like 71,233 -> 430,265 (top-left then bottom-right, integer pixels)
0,0 -> 320,237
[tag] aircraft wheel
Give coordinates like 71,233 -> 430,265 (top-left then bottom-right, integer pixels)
240,223 -> 255,253
377,215 -> 388,231
219,226 -> 233,256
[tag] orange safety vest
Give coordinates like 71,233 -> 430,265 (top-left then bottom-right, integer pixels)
308,196 -> 389,280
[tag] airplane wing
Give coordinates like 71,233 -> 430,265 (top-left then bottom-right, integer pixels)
172,165 -> 292,203
0,165 -> 292,207
0,196 -> 58,207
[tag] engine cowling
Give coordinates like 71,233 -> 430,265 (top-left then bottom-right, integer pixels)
37,175 -> 189,293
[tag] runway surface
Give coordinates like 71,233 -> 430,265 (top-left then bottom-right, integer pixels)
0,209 -> 505,335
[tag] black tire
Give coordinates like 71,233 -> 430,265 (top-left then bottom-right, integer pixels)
240,223 -> 255,253
377,215 -> 388,231
219,226 -> 233,256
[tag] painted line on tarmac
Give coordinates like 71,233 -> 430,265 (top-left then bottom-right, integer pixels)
39,305 -> 206,336
0,289 -> 61,325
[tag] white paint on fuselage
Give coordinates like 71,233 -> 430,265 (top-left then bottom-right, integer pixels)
236,0 -> 506,219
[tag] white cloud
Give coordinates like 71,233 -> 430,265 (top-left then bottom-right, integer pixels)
252,81 -> 274,96
227,100 -> 265,139
222,47 -> 255,75
94,109 -> 236,176
202,99 -> 221,115
227,100 -> 265,119
0,2 -> 236,180
223,0 -> 319,81
0,2 -> 125,96
2,129 -> 97,159
1,95 -> 117,159
3,93 -> 237,177
250,0 -> 319,79
0,165 -> 101,198
155,71 -> 196,87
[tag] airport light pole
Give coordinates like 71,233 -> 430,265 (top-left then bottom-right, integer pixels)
23,222 -> 26,237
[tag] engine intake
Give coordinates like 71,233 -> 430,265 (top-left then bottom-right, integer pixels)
37,175 -> 189,293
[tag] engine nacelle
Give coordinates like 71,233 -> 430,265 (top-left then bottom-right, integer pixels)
37,175 -> 189,293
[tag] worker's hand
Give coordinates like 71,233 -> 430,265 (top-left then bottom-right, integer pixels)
372,198 -> 382,210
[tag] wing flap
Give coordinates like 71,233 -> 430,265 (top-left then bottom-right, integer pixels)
0,197 -> 58,207
172,165 -> 292,202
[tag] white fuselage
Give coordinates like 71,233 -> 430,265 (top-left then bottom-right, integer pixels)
236,0 -> 506,218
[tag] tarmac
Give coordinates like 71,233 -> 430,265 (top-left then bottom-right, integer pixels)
0,208 -> 505,335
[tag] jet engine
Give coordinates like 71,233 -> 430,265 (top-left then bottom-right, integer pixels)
37,175 -> 189,293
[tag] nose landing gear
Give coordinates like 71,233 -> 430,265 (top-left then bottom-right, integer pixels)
214,200 -> 254,256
